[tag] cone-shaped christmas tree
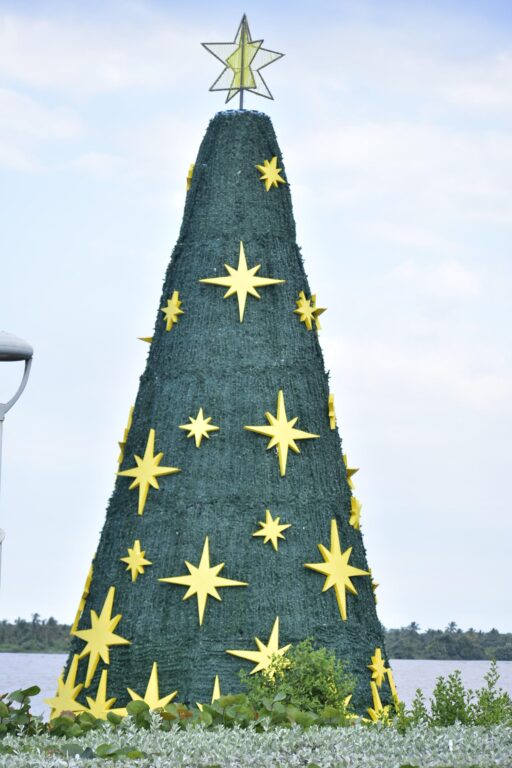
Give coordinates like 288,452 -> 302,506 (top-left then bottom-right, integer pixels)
53,25 -> 396,719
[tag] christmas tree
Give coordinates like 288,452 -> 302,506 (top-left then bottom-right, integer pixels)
49,17 -> 396,719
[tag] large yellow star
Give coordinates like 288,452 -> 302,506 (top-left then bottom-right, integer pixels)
159,537 -> 247,626
72,586 -> 130,687
226,617 -> 291,674
127,662 -> 177,710
84,670 -> 117,719
245,389 -> 319,476
161,290 -> 184,331
179,408 -> 220,448
118,428 -> 181,516
294,291 -> 326,331
255,157 -> 286,191
368,647 -> 387,688
199,241 -> 284,322
252,509 -> 291,551
45,654 -> 86,719
305,519 -> 369,621
367,681 -> 390,722
120,539 -> 152,582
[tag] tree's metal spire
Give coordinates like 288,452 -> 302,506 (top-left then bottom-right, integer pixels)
202,15 -> 284,109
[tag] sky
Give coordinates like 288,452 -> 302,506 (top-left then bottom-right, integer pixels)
0,0 -> 511,632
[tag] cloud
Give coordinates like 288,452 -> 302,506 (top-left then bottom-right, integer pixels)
392,259 -> 480,300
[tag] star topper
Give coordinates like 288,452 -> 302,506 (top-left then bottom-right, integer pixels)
202,15 -> 284,109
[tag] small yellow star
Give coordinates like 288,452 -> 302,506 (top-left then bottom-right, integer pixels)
85,670 -> 117,719
252,509 -> 291,551
305,519 -> 369,621
343,453 -> 359,489
386,667 -> 399,704
369,568 -> 379,604
161,290 -> 184,331
196,675 -> 222,711
45,654 -> 86,719
70,563 -> 94,634
368,647 -> 387,688
138,336 -> 153,343
117,406 -> 134,466
328,393 -> 336,430
72,586 -> 130,688
349,496 -> 362,530
245,389 -> 319,477
159,537 -> 247,626
199,241 -> 284,322
367,680 -> 391,722
127,662 -> 177,710
294,291 -> 326,331
179,408 -> 220,448
227,617 -> 291,674
255,156 -> 286,191
118,428 -> 181,516
120,540 -> 152,582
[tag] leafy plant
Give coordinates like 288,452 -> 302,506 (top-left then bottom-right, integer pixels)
429,669 -> 474,725
472,660 -> 512,726
0,687 -> 43,737
240,638 -> 355,716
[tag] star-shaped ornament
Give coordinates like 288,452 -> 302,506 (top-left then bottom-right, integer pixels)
120,540 -> 152,582
368,647 -> 387,688
45,654 -> 86,719
343,454 -> 359,489
159,536 -> 247,626
328,393 -> 336,430
200,241 -> 284,322
127,662 -> 177,710
72,586 -> 130,687
245,389 -> 319,476
138,336 -> 153,344
227,617 -> 290,674
349,496 -> 362,530
70,563 -> 94,634
180,408 -> 220,448
196,675 -> 222,711
202,15 -> 283,105
118,428 -> 181,516
256,157 -> 286,191
367,681 -> 390,722
369,568 -> 379,604
305,519 -> 369,621
118,406 -> 134,466
252,509 -> 291,551
161,290 -> 184,332
84,670 -> 117,719
294,291 -> 326,331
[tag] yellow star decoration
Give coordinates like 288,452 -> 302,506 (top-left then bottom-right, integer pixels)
85,670 -> 117,719
161,290 -> 184,331
72,586 -> 130,688
343,453 -> 359,489
368,647 -> 387,687
127,662 -> 177,710
245,389 -> 319,477
369,569 -> 379,604
120,540 -> 152,582
199,241 -> 284,322
227,617 -> 291,674
186,163 -> 195,190
328,393 -> 336,430
159,537 -> 247,626
138,336 -> 153,344
45,654 -> 86,719
255,157 -> 286,191
179,408 -> 220,448
349,496 -> 362,530
252,509 -> 291,551
294,291 -> 326,331
367,681 -> 391,722
70,563 -> 94,634
118,406 -> 134,466
387,668 -> 399,704
197,675 -> 222,712
305,519 -> 369,621
118,428 -> 181,516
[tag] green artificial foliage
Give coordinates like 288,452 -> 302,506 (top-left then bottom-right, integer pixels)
65,109 -> 390,713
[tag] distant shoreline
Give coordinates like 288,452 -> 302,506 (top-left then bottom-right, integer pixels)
1,618 -> 511,660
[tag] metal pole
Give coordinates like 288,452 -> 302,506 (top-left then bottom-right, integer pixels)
239,17 -> 245,110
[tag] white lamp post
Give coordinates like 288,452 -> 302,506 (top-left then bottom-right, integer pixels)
0,331 -> 33,584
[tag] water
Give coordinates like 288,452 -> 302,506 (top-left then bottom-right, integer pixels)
1,654 -> 511,717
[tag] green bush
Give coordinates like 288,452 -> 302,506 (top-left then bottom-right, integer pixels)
473,660 -> 512,726
240,639 -> 355,715
0,687 -> 43,737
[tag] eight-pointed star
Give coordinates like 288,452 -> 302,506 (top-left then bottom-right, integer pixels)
226,616 -> 290,674
199,241 -> 284,322
305,519 -> 369,621
252,509 -> 291,551
245,389 -> 319,476
180,408 -> 219,448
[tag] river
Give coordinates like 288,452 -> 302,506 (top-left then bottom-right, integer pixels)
1,654 -> 511,717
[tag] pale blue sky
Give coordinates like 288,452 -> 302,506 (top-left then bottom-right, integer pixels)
0,0 -> 511,631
